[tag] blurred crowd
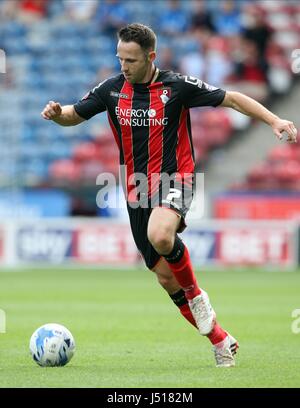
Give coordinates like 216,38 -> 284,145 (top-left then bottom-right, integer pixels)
0,0 -> 299,215
1,0 -> 298,98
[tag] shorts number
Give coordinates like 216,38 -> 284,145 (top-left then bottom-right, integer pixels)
166,188 -> 181,202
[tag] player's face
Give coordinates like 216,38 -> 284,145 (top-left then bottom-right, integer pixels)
117,40 -> 155,84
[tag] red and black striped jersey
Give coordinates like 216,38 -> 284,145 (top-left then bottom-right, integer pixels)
74,69 -> 226,198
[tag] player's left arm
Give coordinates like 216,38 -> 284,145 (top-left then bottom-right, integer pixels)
221,91 -> 297,143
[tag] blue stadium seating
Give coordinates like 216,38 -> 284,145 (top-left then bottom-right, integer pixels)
0,0 -> 298,189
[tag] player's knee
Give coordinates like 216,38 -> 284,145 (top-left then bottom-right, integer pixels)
148,229 -> 173,254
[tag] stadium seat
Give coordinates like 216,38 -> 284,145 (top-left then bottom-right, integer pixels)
73,142 -> 101,163
272,161 -> 300,185
49,159 -> 82,183
1,0 -> 298,196
268,145 -> 297,163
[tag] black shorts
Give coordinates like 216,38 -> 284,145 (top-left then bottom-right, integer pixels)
126,178 -> 193,270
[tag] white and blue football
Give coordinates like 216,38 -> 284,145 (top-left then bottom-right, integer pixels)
29,323 -> 75,367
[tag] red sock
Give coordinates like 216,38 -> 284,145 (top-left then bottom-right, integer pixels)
207,323 -> 227,345
179,304 -> 197,328
169,290 -> 198,328
166,244 -> 201,300
179,304 -> 228,347
170,290 -> 227,344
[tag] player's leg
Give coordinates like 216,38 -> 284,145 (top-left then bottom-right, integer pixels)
126,202 -> 238,366
126,203 -> 198,327
152,256 -> 239,367
147,207 -> 201,299
147,206 -> 215,335
151,257 -> 197,328
152,255 -> 234,343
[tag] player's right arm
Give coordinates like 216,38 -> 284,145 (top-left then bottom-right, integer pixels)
41,78 -> 110,125
41,102 -> 85,126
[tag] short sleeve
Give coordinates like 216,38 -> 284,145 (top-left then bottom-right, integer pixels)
179,75 -> 226,108
74,81 -> 108,120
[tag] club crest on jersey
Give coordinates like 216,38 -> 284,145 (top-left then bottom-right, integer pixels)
110,91 -> 129,99
158,88 -> 171,104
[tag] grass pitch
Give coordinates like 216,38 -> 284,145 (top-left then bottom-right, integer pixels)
0,267 -> 300,388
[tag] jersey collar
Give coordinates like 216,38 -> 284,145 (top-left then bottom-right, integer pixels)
129,66 -> 160,90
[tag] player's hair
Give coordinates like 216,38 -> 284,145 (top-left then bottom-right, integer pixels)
118,23 -> 157,52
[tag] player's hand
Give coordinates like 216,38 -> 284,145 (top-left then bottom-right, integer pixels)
41,101 -> 62,120
272,118 -> 298,143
